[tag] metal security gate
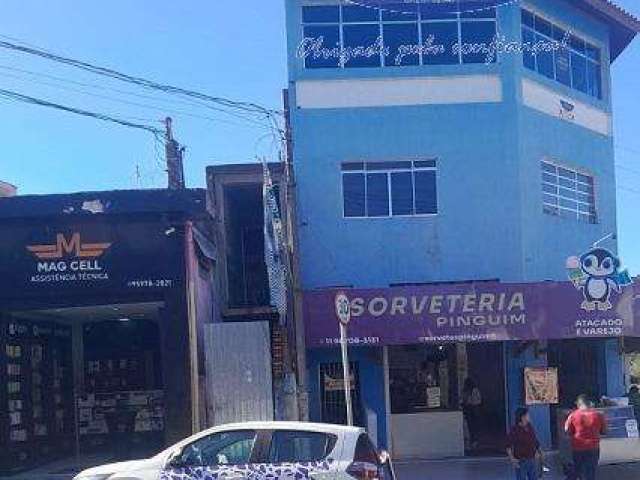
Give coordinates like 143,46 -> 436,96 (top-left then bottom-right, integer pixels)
320,362 -> 362,426
203,322 -> 274,426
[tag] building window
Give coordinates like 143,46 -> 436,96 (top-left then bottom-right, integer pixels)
521,9 -> 602,99
342,160 -> 438,218
301,4 -> 497,69
541,161 -> 596,223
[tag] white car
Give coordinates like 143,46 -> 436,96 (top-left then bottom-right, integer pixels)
73,421 -> 394,480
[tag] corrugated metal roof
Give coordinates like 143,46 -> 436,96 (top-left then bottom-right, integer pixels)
0,188 -> 207,219
582,0 -> 640,30
575,0 -> 640,60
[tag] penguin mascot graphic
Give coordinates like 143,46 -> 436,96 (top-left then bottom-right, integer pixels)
578,248 -> 624,311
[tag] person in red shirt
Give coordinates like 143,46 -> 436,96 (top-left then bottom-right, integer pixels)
507,407 -> 543,480
564,394 -> 607,480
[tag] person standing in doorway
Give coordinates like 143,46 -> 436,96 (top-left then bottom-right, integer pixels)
462,378 -> 482,449
565,394 -> 607,480
507,407 -> 543,480
628,386 -> 640,421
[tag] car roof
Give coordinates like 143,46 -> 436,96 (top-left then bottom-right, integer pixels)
207,421 -> 364,435
157,421 -> 365,457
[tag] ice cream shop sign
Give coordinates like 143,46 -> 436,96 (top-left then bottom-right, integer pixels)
303,280 -> 640,347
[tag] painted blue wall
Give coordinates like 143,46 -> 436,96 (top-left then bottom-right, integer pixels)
286,0 -> 617,289
505,343 -> 552,449
307,347 -> 388,448
285,0 -> 627,451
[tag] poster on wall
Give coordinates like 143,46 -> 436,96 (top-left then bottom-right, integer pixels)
323,372 -> 355,392
524,367 -> 559,405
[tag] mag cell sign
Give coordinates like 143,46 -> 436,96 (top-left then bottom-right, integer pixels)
0,221 -> 183,299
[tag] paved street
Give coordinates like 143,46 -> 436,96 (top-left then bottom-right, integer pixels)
3,455 -> 640,480
396,457 -> 640,480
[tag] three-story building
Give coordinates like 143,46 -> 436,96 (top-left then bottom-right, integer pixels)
285,0 -> 639,458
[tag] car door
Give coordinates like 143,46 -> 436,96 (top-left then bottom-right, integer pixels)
160,429 -> 262,480
255,429 -> 341,480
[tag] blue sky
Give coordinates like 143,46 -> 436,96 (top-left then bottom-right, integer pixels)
0,1 -> 638,272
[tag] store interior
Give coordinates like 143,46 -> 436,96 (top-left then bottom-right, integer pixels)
388,342 -> 507,458
2,302 -> 165,473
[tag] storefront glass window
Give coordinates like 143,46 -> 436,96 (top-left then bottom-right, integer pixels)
389,344 -> 458,414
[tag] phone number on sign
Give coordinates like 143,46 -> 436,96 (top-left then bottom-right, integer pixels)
126,279 -> 174,288
323,337 -> 380,346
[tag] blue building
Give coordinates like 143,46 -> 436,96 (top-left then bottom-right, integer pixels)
285,0 -> 639,459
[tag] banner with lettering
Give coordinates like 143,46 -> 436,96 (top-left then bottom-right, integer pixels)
303,280 -> 640,347
0,220 -> 183,300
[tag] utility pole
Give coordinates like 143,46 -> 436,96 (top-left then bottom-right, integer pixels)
165,116 -> 185,189
282,89 -> 309,421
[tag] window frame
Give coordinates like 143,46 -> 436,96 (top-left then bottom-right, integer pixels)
174,429 -> 266,468
520,7 -> 603,100
341,160 -> 439,219
300,4 -> 498,69
540,159 -> 598,224
265,429 -> 339,464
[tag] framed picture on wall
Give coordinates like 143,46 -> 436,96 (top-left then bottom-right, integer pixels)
525,367 -> 559,405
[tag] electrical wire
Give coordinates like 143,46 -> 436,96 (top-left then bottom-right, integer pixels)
0,69 -> 270,130
0,62 -> 277,128
0,87 -> 163,135
0,39 -> 283,119
0,36 -> 287,153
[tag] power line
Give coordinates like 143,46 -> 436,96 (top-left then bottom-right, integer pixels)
0,63 -> 262,120
0,87 -> 163,135
0,39 -> 282,121
0,68 -> 269,130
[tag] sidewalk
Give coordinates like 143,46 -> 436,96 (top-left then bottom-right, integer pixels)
395,456 -> 640,480
0,454 -> 112,480
3,454 -> 640,480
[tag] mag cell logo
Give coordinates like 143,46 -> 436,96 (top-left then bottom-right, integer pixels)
26,232 -> 112,284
